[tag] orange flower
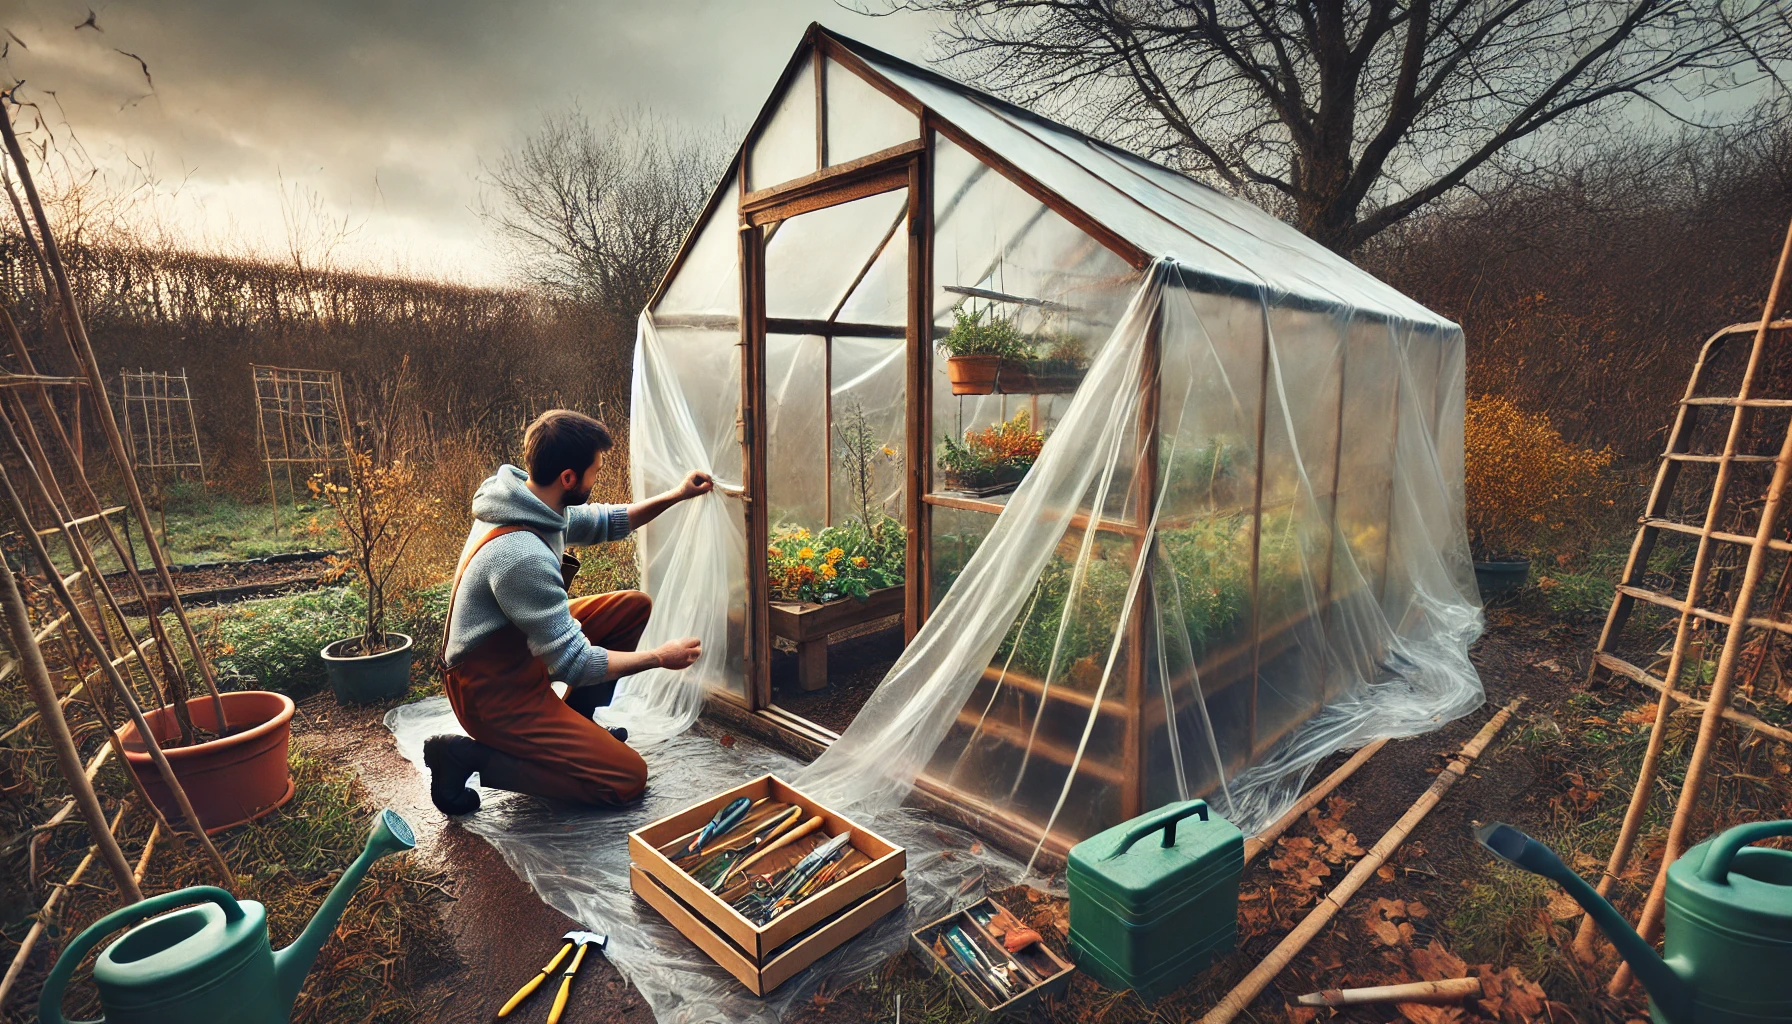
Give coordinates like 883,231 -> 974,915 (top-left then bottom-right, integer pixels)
851,555 -> 868,568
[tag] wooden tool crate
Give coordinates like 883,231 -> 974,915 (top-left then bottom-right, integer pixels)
910,897 -> 1074,1016
628,774 -> 907,994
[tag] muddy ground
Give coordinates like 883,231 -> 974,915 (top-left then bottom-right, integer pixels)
306,602 -> 1657,1024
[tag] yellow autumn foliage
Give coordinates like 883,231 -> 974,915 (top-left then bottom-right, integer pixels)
1465,395 -> 1613,558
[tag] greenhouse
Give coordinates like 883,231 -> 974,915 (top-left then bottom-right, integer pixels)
624,24 -> 1483,865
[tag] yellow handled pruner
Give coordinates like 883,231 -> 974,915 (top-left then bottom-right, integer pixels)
497,930 -> 606,1023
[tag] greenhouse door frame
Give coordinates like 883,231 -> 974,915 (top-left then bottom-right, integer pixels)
737,138 -> 933,722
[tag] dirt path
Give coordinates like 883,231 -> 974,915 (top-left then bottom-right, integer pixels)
302,604 -> 1621,1024
292,695 -> 654,1024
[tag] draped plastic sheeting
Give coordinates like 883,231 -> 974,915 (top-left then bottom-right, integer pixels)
793,261 -> 1483,867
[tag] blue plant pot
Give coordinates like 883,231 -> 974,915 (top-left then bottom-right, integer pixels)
322,632 -> 414,704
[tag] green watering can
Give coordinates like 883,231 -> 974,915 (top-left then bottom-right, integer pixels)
40,809 -> 416,1024
1475,820 -> 1792,1024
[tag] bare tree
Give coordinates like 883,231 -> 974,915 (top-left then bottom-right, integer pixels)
887,0 -> 1792,251
481,106 -> 730,317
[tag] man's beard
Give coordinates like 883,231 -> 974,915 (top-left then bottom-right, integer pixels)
565,483 -> 592,506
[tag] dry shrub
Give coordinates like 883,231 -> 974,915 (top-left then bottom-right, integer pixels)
1465,395 -> 1614,559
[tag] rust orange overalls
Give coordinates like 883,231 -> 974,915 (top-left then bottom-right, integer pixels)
442,525 -> 651,805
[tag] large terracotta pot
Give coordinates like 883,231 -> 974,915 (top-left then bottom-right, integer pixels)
118,690 -> 295,834
946,354 -> 1001,395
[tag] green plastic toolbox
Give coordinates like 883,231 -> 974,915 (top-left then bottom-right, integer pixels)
1067,799 -> 1243,1002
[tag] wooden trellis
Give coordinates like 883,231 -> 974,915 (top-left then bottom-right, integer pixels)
1578,216 -> 1792,994
250,363 -> 351,533
0,106 -> 232,1010
119,368 -> 206,484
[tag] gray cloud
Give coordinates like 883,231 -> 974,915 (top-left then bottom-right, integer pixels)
2,0 -> 938,281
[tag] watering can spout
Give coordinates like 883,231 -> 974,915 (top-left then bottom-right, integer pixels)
273,809 -> 415,1009
1474,823 -> 1692,1023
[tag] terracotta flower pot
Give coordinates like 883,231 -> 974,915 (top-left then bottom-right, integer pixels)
946,354 -> 1001,395
118,690 -> 295,834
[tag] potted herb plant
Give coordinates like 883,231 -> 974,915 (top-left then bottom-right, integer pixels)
939,304 -> 1030,395
937,409 -> 1046,496
311,452 -> 437,703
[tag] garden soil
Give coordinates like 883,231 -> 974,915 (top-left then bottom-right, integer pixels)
310,605 -> 1659,1024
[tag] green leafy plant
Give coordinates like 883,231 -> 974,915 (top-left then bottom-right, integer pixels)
833,399 -> 898,539
767,515 -> 905,603
937,304 -> 1031,360
937,409 -> 1045,492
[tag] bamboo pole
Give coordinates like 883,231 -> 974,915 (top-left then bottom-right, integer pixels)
1244,738 -> 1389,865
1296,977 -> 1483,1007
1583,215 -> 1792,964
0,803 -> 130,1008
1200,700 -> 1521,1024
0,551 -> 141,902
0,457 -> 231,885
0,106 -> 229,733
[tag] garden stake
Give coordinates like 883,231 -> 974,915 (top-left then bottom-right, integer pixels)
1244,737 -> 1389,865
1199,699 -> 1520,1024
1295,977 -> 1483,1007
0,802 -> 130,1009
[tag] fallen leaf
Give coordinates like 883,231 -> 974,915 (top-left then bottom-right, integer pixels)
1410,943 -> 1469,981
718,734 -> 736,748
811,986 -> 835,1010
1284,1006 -> 1319,1024
1397,1004 -> 1462,1024
1378,864 -> 1398,882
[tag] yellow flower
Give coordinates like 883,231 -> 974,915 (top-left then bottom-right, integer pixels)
796,528 -> 811,540
851,556 -> 867,568
798,547 -> 815,560
821,564 -> 837,579
881,446 -> 897,457
826,547 -> 844,563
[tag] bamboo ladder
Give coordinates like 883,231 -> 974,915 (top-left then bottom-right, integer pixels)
1575,217 -> 1792,993
0,100 -> 233,1011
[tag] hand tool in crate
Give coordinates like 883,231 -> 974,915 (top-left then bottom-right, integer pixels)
1067,799 -> 1243,1002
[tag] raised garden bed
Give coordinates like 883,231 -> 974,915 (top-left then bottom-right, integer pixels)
770,584 -> 905,692
110,549 -> 338,615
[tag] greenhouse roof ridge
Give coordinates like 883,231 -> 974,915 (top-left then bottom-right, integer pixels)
809,24 -> 1453,328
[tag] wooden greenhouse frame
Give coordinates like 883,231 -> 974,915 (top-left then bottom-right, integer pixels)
651,25 -> 1430,862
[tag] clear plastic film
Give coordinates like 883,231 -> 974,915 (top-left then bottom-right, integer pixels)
383,31 -> 1486,1022
385,700 -> 1023,1024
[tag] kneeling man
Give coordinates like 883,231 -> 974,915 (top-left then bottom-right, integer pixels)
425,409 -> 710,814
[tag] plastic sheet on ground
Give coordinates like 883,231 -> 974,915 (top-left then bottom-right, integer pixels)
386,698 -> 1025,1024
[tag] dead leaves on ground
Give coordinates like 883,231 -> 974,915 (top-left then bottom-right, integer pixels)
1361,896 -> 1429,947
1286,939 -> 1550,1024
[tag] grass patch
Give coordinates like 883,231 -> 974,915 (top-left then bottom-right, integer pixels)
3,749 -> 456,1024
184,585 -> 447,699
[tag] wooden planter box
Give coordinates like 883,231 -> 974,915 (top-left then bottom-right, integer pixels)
910,896 -> 1074,1017
769,584 -> 904,691
629,774 -> 907,995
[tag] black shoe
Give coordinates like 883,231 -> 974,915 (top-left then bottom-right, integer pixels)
423,735 -> 482,816
607,726 -> 628,744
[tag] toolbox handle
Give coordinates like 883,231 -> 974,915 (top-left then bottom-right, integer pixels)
1106,800 -> 1210,859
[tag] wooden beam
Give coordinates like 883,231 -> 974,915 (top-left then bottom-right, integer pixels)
766,318 -> 905,339
745,162 -> 912,227
905,144 -> 929,640
1594,652 -> 1792,744
741,221 -> 772,712
923,113 -> 1150,272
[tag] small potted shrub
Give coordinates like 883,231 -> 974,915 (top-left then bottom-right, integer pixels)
939,304 -> 1030,395
937,409 -> 1046,496
1465,395 -> 1613,597
311,452 -> 436,703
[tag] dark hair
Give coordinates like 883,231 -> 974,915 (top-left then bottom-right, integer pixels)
522,409 -> 613,485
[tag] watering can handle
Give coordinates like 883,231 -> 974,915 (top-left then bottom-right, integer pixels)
39,886 -> 245,1024
1106,800 -> 1210,859
1698,820 -> 1792,884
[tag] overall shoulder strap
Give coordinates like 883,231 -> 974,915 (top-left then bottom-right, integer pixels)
438,525 -> 550,668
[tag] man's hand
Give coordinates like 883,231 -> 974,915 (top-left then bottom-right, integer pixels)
677,471 -> 714,501
656,637 -> 702,671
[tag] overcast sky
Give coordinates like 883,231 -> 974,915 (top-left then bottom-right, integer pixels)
1,0 -> 940,285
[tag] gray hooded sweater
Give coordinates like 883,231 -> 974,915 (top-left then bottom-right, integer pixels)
444,465 -> 633,687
